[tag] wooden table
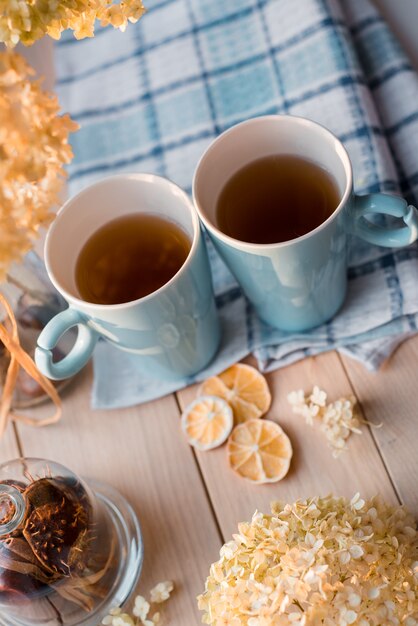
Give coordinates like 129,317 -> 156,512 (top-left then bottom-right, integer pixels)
1,338 -> 417,624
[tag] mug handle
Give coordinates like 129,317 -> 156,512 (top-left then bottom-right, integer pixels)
351,193 -> 418,247
35,308 -> 99,380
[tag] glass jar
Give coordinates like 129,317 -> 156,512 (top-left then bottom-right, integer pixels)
0,251 -> 74,409
0,458 -> 143,625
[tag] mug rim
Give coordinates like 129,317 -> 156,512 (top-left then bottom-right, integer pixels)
192,114 -> 353,250
45,172 -> 201,310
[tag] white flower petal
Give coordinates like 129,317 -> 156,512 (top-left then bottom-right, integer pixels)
367,587 -> 380,600
345,610 -> 357,624
150,581 -> 174,603
348,593 -> 361,607
349,544 -> 364,559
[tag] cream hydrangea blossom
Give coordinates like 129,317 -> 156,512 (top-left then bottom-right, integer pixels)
309,386 -> 327,407
198,495 -> 418,626
102,582 -> 174,626
102,608 -> 136,626
133,596 -> 150,622
0,0 -> 145,48
0,50 -> 77,281
288,387 -> 362,456
150,581 -> 174,603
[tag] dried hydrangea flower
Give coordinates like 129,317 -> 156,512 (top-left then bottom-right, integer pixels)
102,582 -> 174,626
150,581 -> 174,603
288,388 -> 321,425
102,608 -> 136,626
309,385 -> 327,407
133,595 -> 150,621
0,0 -> 146,48
287,386 -> 362,456
321,396 -> 362,458
287,389 -> 305,407
198,495 -> 418,626
113,615 -> 136,626
0,50 -> 77,281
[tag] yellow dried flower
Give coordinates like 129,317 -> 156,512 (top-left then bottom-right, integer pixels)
101,581 -> 174,626
198,494 -> 418,626
0,50 -> 78,282
132,595 -> 150,621
0,0 -> 146,48
150,581 -> 174,604
288,387 -> 362,456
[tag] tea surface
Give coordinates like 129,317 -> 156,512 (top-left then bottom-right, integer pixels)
75,214 -> 191,304
216,155 -> 340,244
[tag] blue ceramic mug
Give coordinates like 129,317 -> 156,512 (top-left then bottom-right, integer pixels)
35,174 -> 220,380
193,115 -> 418,332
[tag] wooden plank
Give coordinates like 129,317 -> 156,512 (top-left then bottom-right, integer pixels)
14,366 -> 221,624
341,335 -> 418,517
177,353 -> 399,539
0,424 -> 20,464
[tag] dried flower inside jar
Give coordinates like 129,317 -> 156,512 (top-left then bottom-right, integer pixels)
0,464 -> 117,623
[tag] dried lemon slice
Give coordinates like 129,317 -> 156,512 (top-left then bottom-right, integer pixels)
181,396 -> 233,451
227,419 -> 292,483
199,363 -> 271,424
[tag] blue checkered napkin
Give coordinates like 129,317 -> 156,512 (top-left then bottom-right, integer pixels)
54,0 -> 418,409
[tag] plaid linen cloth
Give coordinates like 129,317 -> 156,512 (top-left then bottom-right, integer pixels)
54,0 -> 418,408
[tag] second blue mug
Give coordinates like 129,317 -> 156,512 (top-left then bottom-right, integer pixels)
193,115 -> 418,332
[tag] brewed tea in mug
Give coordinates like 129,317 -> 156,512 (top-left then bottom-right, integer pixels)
216,154 -> 340,244
75,214 -> 191,305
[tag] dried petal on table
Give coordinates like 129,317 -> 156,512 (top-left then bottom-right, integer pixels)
288,386 -> 362,456
150,581 -> 174,603
102,581 -> 174,626
133,595 -> 150,621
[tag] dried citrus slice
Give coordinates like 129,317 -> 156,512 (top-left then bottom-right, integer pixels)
199,363 -> 271,424
227,419 -> 292,483
181,396 -> 233,451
